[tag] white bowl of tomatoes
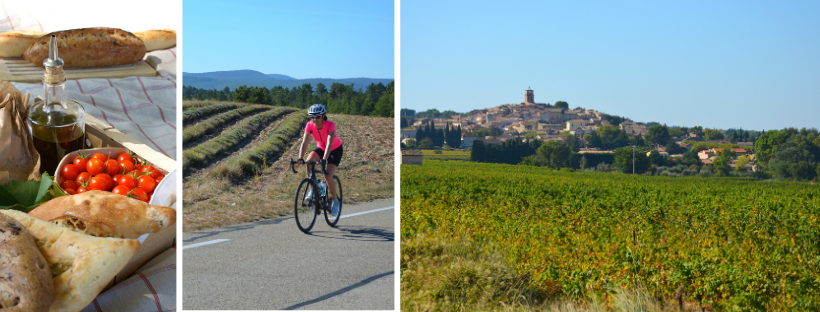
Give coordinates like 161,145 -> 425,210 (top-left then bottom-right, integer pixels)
53,148 -> 168,203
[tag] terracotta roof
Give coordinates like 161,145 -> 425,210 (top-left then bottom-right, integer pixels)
702,159 -> 713,165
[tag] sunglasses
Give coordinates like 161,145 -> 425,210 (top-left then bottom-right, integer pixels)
310,116 -> 322,120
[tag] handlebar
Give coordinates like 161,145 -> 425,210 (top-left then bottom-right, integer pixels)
290,158 -> 327,174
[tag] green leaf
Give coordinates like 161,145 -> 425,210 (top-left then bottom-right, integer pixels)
0,173 -> 55,212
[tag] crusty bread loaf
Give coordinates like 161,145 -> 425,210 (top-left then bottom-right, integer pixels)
0,213 -> 53,312
1,210 -> 140,312
0,30 -> 46,57
22,27 -> 146,68
28,191 -> 175,239
133,29 -> 176,51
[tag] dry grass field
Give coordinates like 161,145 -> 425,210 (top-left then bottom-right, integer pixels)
182,104 -> 394,231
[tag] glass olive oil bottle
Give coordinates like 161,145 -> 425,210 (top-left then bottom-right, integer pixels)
26,35 -> 87,176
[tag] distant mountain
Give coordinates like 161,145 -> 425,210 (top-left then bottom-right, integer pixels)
182,70 -> 392,91
267,74 -> 295,80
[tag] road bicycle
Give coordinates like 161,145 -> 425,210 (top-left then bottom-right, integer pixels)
289,158 -> 343,233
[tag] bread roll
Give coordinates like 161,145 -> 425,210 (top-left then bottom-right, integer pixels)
133,29 -> 176,51
0,30 -> 46,57
1,210 -> 140,312
22,27 -> 146,68
28,191 -> 175,239
0,213 -> 53,312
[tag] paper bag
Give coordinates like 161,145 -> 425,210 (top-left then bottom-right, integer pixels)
0,81 -> 41,183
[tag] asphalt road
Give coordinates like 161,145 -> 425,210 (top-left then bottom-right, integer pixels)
182,198 -> 395,310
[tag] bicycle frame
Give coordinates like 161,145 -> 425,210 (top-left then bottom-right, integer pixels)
290,159 -> 330,210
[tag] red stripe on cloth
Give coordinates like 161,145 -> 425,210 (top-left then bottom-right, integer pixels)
75,80 -> 109,95
2,3 -> 13,31
138,273 -> 163,312
93,299 -> 102,312
89,96 -> 115,128
150,132 -> 175,140
107,79 -> 169,157
25,11 -> 43,31
137,77 -> 176,130
144,84 -> 175,91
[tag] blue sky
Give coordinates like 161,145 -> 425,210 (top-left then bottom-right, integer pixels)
401,1 -> 820,131
183,0 -> 393,79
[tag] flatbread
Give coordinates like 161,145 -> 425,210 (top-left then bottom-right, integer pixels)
0,210 -> 140,312
28,191 -> 176,239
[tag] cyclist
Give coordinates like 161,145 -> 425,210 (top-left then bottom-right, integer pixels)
297,104 -> 343,216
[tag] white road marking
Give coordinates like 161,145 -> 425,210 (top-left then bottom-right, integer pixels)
183,206 -> 393,250
340,206 -> 394,219
183,239 -> 230,250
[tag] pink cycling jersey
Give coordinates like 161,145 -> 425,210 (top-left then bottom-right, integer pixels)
305,120 -> 343,151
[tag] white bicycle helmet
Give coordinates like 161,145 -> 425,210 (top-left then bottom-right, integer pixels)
308,104 -> 326,117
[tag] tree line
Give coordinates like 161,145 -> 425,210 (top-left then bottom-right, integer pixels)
182,81 -> 394,117
409,120 -> 462,149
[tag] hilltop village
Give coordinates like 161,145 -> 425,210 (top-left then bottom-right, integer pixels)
401,88 -> 649,148
400,88 -> 759,173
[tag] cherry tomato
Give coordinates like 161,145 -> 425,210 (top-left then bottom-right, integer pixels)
130,188 -> 149,203
96,173 -> 115,191
105,159 -> 119,175
61,180 -> 79,191
155,175 -> 164,184
87,176 -> 108,191
113,173 -> 123,182
118,160 -> 135,174
143,165 -> 164,180
73,153 -> 89,172
135,163 -> 144,172
138,175 -> 157,193
91,153 -> 109,162
118,153 -> 134,165
61,164 -> 80,181
75,180 -> 88,194
86,158 -> 105,175
117,174 -> 139,190
76,172 -> 92,184
64,188 -> 77,195
112,185 -> 131,196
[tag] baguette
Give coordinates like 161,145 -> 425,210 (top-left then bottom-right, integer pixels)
0,30 -> 46,57
22,27 -> 146,68
0,213 -> 53,312
133,29 -> 176,51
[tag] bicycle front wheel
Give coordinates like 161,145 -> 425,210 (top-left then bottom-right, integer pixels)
324,175 -> 343,227
294,179 -> 317,233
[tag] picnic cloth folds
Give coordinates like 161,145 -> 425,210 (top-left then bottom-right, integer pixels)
80,248 -> 177,312
10,48 -> 178,159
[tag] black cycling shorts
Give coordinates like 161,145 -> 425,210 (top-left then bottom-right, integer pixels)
312,145 -> 344,166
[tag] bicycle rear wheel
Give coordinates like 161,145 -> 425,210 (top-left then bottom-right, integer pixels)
294,179 -> 317,233
324,175 -> 343,227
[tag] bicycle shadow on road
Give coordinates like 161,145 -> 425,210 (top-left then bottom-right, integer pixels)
306,225 -> 394,242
